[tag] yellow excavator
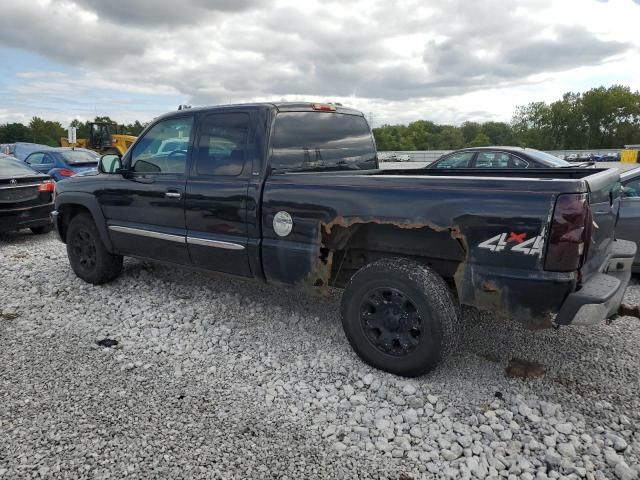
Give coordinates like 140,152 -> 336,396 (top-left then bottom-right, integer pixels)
60,122 -> 137,156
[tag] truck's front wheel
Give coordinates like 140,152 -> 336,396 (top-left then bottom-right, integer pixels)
66,213 -> 123,285
340,258 -> 460,377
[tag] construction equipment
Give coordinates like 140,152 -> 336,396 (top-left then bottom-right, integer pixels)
621,145 -> 640,164
60,122 -> 137,156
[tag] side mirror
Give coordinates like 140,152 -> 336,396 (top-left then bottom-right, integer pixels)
99,154 -> 122,174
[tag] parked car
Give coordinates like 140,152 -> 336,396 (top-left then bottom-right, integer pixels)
598,152 -> 620,162
24,148 -> 99,181
0,154 -> 55,234
427,147 -> 574,169
615,167 -> 640,272
52,102 -> 634,377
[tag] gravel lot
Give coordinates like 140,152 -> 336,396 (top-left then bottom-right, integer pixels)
1,231 -> 639,480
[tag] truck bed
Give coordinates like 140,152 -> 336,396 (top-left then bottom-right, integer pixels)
261,166 -> 621,326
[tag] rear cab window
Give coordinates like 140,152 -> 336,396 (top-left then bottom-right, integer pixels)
270,112 -> 377,173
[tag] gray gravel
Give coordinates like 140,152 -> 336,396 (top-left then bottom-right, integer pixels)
1,230 -> 639,479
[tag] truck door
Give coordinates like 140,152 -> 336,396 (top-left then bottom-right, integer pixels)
99,115 -> 193,265
185,110 -> 253,276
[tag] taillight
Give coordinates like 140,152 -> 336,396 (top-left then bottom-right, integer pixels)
59,169 -> 75,177
544,193 -> 592,272
38,180 -> 55,192
311,103 -> 337,112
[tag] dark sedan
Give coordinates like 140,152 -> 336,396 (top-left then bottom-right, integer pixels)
0,154 -> 55,235
427,146 -> 574,169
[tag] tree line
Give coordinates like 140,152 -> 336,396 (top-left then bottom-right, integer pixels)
0,116 -> 146,147
1,85 -> 638,151
373,85 -> 640,151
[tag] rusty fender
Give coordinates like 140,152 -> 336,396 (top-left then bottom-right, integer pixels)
304,215 -> 465,292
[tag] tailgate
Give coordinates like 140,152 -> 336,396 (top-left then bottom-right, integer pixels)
581,168 -> 621,278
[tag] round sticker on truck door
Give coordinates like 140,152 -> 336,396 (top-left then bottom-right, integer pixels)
273,211 -> 293,237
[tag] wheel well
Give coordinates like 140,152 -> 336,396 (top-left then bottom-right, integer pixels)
57,204 -> 92,242
320,222 -> 466,289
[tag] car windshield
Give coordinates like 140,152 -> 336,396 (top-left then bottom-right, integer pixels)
59,150 -> 99,164
0,156 -> 38,176
524,149 -> 571,167
271,112 -> 377,173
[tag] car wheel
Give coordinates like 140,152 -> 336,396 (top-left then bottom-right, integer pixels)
30,225 -> 53,235
66,213 -> 123,284
340,257 -> 460,377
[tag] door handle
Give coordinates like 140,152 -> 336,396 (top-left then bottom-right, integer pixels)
165,191 -> 182,199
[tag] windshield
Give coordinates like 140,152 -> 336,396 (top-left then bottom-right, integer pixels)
59,150 -> 99,164
524,149 -> 571,167
271,112 -> 377,173
0,156 -> 38,176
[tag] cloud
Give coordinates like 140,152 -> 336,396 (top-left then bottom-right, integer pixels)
66,0 -> 265,26
0,2 -> 146,66
0,0 -> 637,124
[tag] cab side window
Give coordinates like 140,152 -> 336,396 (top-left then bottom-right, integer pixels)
433,152 -> 474,168
131,117 -> 193,174
622,178 -> 640,198
194,112 -> 249,176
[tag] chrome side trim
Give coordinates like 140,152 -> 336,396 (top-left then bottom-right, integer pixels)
0,183 -> 41,190
186,236 -> 245,250
108,225 -> 185,243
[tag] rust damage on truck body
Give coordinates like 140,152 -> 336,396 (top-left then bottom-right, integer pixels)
305,215 -> 566,331
306,215 -> 467,292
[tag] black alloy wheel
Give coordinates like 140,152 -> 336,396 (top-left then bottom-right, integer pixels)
70,227 -> 97,272
360,287 -> 423,356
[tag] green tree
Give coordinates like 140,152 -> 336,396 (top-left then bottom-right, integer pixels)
29,117 -> 65,146
461,121 -> 482,145
0,122 -> 31,143
466,132 -> 491,147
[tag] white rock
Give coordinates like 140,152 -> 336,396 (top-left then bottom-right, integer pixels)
334,442 -> 347,452
402,384 -> 416,396
402,408 -> 419,425
614,462 -> 637,480
555,423 -> 573,435
343,385 -> 355,398
557,442 -> 576,458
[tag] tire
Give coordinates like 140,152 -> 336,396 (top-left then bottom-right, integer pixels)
340,257 -> 460,377
30,225 -> 53,235
66,213 -> 123,284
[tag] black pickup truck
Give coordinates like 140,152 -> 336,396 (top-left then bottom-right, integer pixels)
52,102 -> 635,376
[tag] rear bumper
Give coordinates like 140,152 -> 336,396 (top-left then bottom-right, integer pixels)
0,203 -> 54,233
555,239 -> 636,326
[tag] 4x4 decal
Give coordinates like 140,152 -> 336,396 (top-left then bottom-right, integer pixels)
478,232 -> 544,256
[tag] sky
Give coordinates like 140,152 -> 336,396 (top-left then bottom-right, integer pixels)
0,0 -> 638,127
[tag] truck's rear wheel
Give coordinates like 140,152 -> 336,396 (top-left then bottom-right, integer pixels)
340,258 -> 460,377
66,213 -> 123,284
